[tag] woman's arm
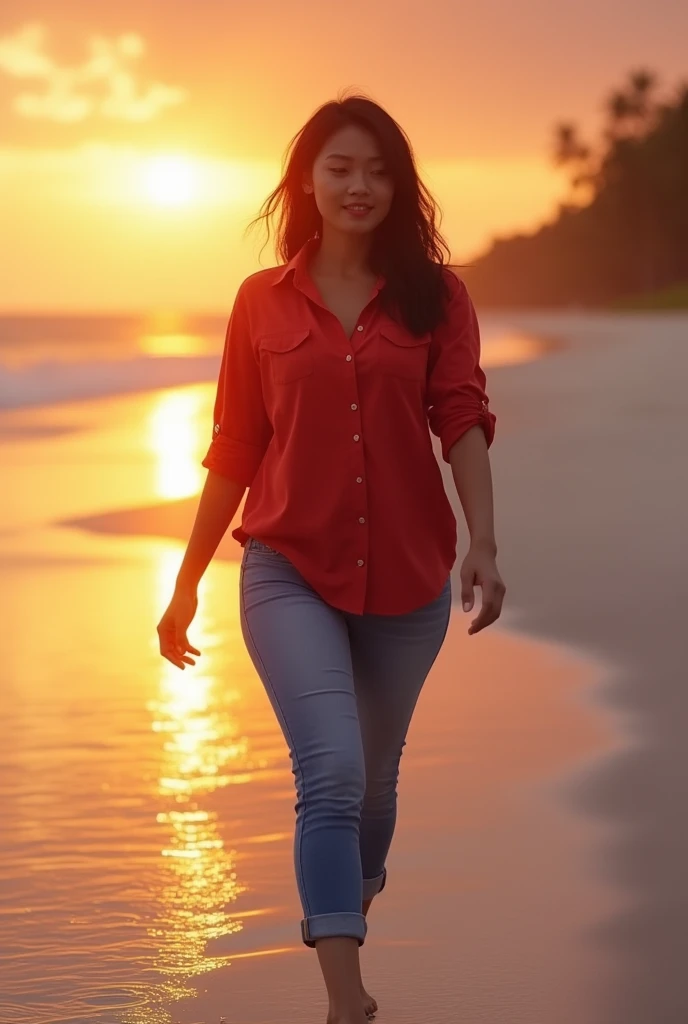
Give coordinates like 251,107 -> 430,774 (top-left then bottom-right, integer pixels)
426,272 -> 504,634
157,470 -> 246,670
177,277 -> 269,593
158,276 -> 269,669
449,426 -> 505,634
448,425 -> 496,556
175,470 -> 246,594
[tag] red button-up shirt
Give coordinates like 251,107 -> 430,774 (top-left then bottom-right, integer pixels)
202,237 -> 496,615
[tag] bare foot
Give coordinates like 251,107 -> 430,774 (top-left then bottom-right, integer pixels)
360,982 -> 378,1017
326,1006 -> 369,1024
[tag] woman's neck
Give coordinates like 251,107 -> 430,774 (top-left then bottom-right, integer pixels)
309,228 -> 372,281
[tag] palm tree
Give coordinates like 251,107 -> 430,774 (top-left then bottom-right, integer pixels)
628,68 -> 657,120
553,122 -> 592,197
607,90 -> 633,126
607,70 -> 658,139
553,122 -> 590,166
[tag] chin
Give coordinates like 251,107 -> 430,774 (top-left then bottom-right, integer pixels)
344,223 -> 377,234
333,215 -> 381,235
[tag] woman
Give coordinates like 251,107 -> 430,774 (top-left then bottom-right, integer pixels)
157,93 -> 505,1024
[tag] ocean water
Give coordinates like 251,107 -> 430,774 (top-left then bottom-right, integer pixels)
0,312 -> 558,412
0,315 -> 225,411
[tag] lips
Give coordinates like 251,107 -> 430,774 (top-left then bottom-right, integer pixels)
344,204 -> 372,210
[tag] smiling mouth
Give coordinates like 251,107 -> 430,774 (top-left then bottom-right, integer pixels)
344,204 -> 373,211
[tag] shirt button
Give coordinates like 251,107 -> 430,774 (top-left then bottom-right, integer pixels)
356,476 -> 363,483
353,434 -> 360,441
213,423 -> 220,434
356,325 -> 364,332
346,354 -> 352,362
357,559 -> 365,566
359,517 -> 366,524
350,403 -> 358,411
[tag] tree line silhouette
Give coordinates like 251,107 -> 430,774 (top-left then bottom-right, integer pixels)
462,70 -> 688,307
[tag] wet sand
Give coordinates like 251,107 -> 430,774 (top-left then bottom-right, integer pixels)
477,312 -> 688,1024
3,310 -> 685,1022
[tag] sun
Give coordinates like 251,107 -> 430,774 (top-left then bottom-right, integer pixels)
144,156 -> 198,206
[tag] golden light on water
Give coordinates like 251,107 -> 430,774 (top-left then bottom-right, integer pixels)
139,332 -> 210,357
139,550 -> 249,1010
147,389 -> 205,501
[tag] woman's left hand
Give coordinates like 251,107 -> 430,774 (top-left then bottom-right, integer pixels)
460,544 -> 506,635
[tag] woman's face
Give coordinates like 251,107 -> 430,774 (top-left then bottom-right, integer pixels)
306,124 -> 394,236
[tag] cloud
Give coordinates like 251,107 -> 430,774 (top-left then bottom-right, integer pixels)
0,22 -> 187,123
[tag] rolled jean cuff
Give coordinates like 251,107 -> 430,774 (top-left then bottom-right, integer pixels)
362,866 -> 387,901
300,912 -> 368,948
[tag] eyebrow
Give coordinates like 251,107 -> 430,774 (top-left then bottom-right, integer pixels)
324,153 -> 385,162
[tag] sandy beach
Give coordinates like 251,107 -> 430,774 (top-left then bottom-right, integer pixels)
478,311 -> 688,1024
1,310 -> 686,1023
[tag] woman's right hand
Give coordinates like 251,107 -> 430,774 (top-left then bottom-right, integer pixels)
157,588 -> 201,670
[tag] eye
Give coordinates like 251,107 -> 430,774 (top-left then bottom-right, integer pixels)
329,167 -> 348,175
372,169 -> 388,176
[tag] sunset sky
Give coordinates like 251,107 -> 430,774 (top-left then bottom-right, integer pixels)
1,0 -> 687,312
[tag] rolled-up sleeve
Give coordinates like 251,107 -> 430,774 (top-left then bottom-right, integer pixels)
201,280 -> 272,487
427,271 -> 496,462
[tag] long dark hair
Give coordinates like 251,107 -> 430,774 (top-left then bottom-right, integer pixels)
246,91 -> 455,336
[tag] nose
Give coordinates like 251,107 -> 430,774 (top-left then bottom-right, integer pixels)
347,173 -> 372,195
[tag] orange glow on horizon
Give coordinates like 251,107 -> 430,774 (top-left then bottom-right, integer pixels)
0,144 -> 565,312
2,7 -> 686,311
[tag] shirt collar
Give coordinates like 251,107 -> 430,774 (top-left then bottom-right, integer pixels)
270,237 -> 314,287
271,236 -> 386,298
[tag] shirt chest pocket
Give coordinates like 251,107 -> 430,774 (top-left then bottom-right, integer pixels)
379,323 -> 431,381
258,329 -> 313,385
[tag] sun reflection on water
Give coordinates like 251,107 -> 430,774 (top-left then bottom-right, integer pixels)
147,390 -> 205,501
140,331 -> 212,357
123,550 -> 250,1019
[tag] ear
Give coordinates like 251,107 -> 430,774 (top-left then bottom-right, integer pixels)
302,173 -> 313,194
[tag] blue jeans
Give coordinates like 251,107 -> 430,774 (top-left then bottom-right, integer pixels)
239,536 -> 452,948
